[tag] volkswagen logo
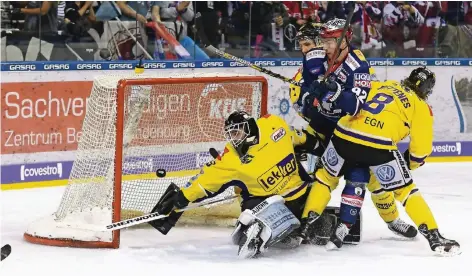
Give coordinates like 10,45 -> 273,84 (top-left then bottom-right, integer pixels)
376,165 -> 395,182
326,148 -> 338,166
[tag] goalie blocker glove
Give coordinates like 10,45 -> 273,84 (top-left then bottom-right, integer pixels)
148,183 -> 189,235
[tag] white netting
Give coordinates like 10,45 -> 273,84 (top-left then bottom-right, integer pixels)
25,72 -> 266,246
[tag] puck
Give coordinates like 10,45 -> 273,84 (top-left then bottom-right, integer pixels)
156,169 -> 167,178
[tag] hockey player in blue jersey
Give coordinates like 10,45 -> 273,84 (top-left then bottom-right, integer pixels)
292,19 -> 417,249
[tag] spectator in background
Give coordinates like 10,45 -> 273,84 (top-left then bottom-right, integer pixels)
12,1 -> 58,32
350,1 -> 384,56
250,1 -> 289,57
382,1 -> 424,57
439,1 -> 472,58
116,1 -> 152,24
317,1 -> 345,22
283,1 -> 320,51
413,1 -> 446,57
63,1 -> 96,37
154,1 -> 209,59
192,1 -> 229,49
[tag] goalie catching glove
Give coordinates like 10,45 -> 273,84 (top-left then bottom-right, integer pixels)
148,183 -> 189,235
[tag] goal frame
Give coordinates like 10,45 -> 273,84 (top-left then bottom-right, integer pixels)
24,75 -> 268,249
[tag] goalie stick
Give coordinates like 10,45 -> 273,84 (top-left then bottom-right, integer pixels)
1,244 -> 11,261
72,148 -> 235,232
72,193 -> 239,232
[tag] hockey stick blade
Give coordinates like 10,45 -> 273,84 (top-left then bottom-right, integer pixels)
71,194 -> 239,232
1,244 -> 11,261
205,45 -> 302,87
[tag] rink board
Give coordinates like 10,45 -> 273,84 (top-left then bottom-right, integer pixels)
1,58 -> 472,189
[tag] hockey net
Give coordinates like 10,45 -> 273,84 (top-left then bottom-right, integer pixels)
24,72 -> 268,248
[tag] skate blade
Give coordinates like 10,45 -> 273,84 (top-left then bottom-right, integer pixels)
434,245 -> 462,257
391,230 -> 418,240
325,241 -> 340,251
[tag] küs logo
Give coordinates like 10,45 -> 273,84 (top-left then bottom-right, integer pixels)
20,163 -> 63,181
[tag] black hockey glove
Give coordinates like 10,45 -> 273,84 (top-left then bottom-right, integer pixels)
299,211 -> 321,242
148,182 -> 189,235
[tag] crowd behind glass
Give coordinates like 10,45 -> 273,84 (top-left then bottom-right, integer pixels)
1,1 -> 471,61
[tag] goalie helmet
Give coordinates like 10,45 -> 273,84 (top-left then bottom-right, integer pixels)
320,18 -> 353,42
224,110 -> 258,153
295,23 -> 323,47
403,66 -> 436,99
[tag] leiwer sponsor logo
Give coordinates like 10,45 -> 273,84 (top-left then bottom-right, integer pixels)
20,163 -> 62,181
432,142 -> 461,155
257,154 -> 297,192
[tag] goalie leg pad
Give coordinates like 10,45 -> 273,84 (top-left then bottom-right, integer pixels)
232,195 -> 301,258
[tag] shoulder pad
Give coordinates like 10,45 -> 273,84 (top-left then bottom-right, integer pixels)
352,49 -> 367,61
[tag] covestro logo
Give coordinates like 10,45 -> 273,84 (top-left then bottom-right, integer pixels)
432,142 -> 461,155
20,163 -> 63,181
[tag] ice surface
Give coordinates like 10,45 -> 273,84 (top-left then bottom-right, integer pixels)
1,163 -> 470,276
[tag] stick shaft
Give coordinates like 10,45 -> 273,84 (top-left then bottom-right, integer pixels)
205,45 -> 302,87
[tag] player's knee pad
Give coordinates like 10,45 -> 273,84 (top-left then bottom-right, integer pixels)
394,183 -> 420,207
230,195 -> 301,258
370,150 -> 413,191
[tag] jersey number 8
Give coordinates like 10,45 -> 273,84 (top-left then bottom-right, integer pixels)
363,93 -> 394,115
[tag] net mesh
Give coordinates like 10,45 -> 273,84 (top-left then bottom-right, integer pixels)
50,72 -> 265,231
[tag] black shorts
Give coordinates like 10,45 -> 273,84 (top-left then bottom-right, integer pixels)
331,134 -> 395,168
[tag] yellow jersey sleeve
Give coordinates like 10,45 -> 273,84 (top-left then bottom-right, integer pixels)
181,146 -> 238,202
408,100 -> 434,169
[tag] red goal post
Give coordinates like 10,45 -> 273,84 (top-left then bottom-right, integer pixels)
24,73 -> 268,249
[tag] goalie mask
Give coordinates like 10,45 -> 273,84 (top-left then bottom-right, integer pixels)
224,110 -> 258,155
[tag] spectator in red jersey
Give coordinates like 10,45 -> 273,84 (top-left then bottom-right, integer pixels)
413,1 -> 447,57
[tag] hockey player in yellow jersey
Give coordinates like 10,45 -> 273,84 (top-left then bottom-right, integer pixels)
300,67 -> 461,256
148,110 -> 323,258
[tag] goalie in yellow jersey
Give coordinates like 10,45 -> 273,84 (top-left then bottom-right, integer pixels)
147,110 -> 329,258
300,67 -> 461,256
